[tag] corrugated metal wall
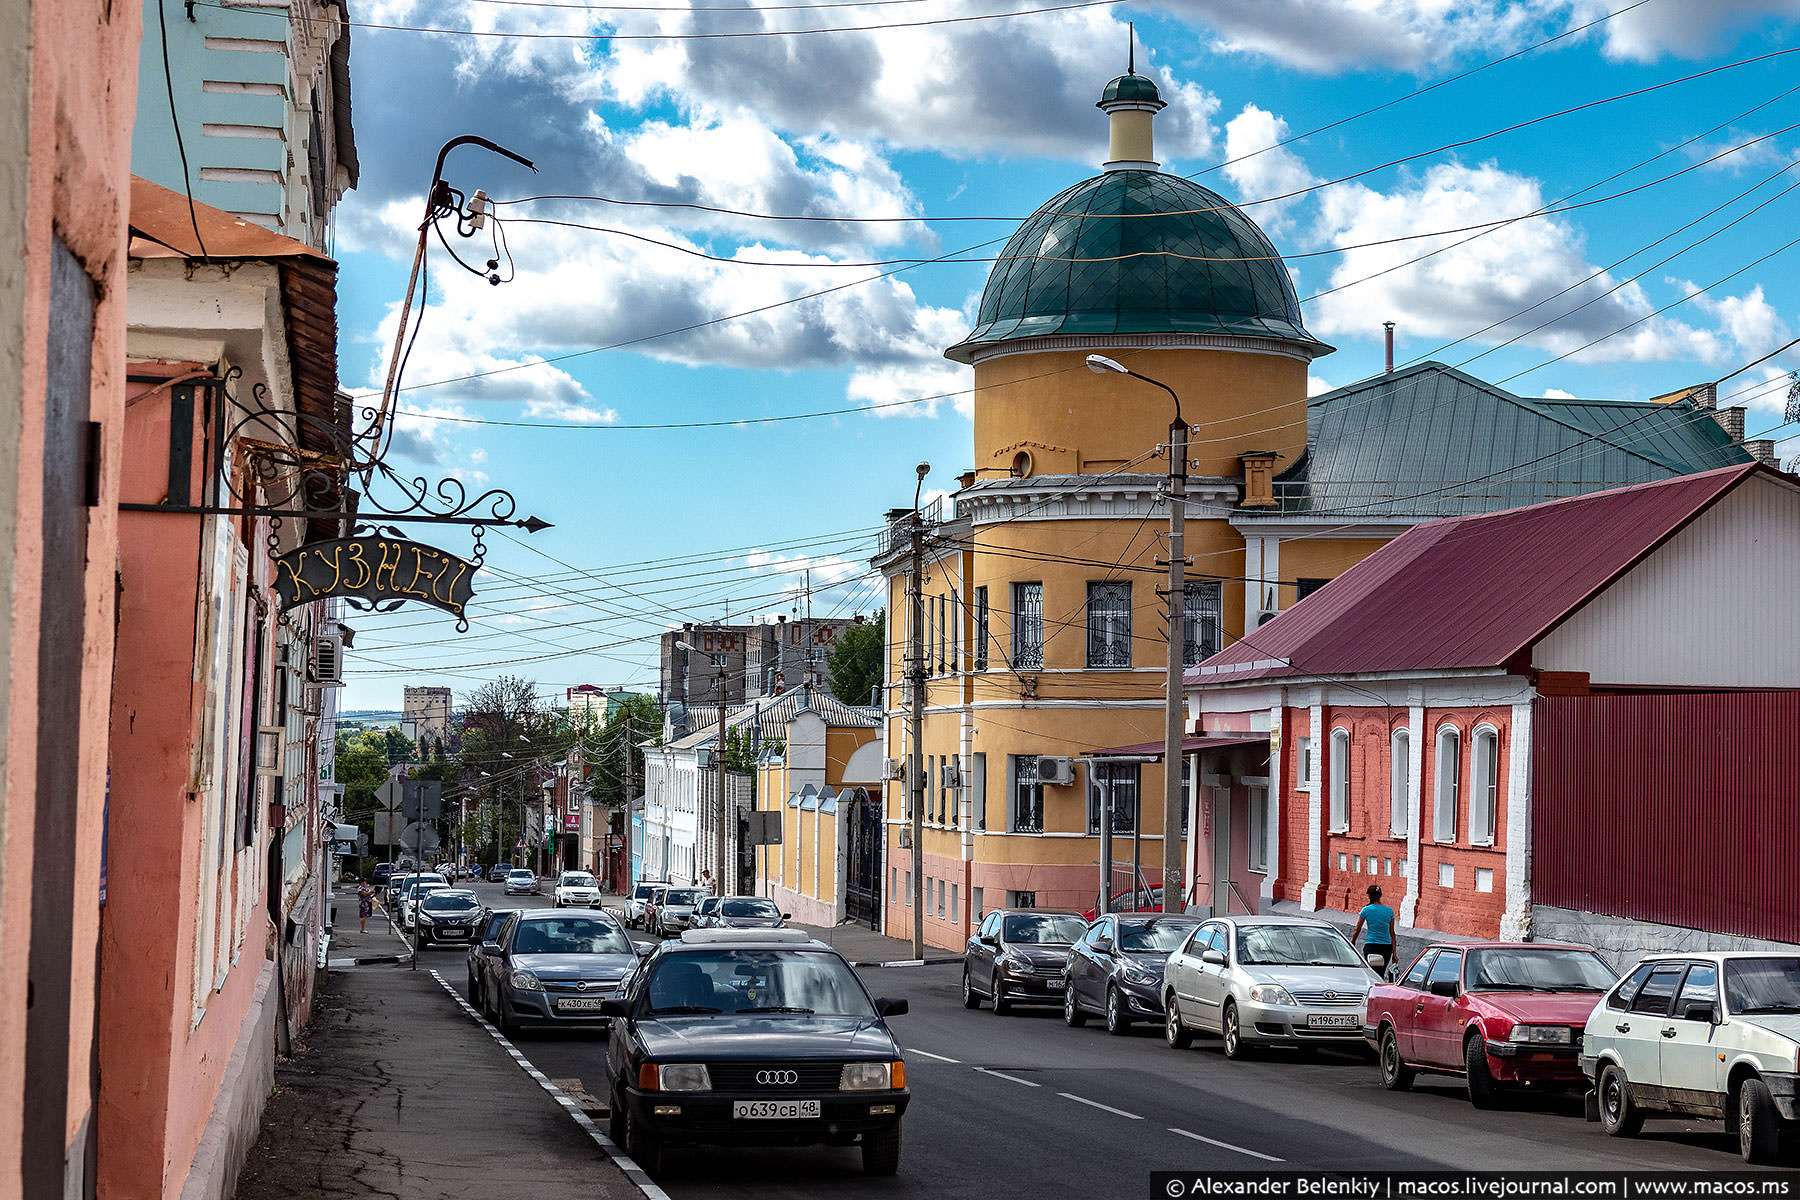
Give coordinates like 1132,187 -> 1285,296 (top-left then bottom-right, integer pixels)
1534,692 -> 1800,943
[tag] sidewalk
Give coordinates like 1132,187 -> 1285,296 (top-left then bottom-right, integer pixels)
234,890 -> 642,1200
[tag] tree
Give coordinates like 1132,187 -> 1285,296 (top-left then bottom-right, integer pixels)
589,694 -> 661,810
826,610 -> 885,706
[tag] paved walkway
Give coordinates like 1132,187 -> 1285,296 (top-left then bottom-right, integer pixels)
234,890 -> 644,1200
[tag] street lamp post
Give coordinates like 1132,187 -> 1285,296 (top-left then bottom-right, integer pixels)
676,638 -> 730,894
907,461 -> 930,960
1087,354 -> 1188,915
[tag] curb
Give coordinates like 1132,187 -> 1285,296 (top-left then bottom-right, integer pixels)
850,956 -> 963,968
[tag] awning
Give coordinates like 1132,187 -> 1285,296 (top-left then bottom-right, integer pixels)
1084,734 -> 1270,761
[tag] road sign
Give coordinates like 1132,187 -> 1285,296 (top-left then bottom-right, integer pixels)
400,780 -> 442,820
375,777 -> 402,812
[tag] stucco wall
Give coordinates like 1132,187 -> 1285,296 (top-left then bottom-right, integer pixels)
1531,906 -> 1800,973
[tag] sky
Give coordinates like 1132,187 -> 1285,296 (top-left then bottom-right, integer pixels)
333,0 -> 1800,713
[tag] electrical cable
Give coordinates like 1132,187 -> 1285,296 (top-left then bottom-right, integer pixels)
155,0 -> 210,260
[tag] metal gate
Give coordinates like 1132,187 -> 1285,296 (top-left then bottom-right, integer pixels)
844,787 -> 882,929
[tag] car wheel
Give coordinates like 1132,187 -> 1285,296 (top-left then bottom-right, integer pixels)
1105,987 -> 1131,1036
1599,1063 -> 1642,1137
1464,1034 -> 1500,1109
1063,981 -> 1087,1027
1739,1076 -> 1789,1164
862,1121 -> 902,1176
991,973 -> 1011,1015
625,1106 -> 664,1177
1166,997 -> 1193,1049
1378,1026 -> 1414,1091
608,1082 -> 628,1144
466,972 -> 479,1005
1222,1001 -> 1251,1060
496,993 -> 519,1036
961,969 -> 981,1009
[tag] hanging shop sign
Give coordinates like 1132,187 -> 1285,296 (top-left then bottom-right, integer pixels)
274,533 -> 477,621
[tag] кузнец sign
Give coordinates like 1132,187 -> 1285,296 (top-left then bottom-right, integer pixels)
274,534 -> 477,620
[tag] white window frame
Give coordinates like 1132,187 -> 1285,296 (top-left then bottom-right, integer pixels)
1247,784 -> 1270,873
1327,728 -> 1350,833
1389,729 -> 1410,837
1470,725 -> 1500,847
1433,726 -> 1461,844
1296,736 -> 1314,792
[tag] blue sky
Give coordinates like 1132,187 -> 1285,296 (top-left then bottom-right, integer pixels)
335,0 -> 1800,712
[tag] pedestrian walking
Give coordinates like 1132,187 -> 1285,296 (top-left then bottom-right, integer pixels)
1351,884 -> 1396,977
357,878 -> 376,933
701,869 -> 716,896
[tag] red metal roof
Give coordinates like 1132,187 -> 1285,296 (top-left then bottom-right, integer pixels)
1086,734 -> 1270,759
1192,464 -> 1769,683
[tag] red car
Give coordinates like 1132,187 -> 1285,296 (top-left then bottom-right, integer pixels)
1082,885 -> 1163,922
1364,941 -> 1618,1107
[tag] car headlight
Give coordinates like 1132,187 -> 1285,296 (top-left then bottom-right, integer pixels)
417,912 -> 435,925
1121,960 -> 1161,984
1248,984 -> 1297,1006
512,969 -> 544,992
841,1061 -> 904,1091
654,1064 -> 712,1092
1510,1025 -> 1573,1044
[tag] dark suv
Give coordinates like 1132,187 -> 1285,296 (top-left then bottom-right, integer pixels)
602,929 -> 910,1178
962,909 -> 1087,1013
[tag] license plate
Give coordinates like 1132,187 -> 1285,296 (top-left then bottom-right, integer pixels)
1307,1013 -> 1359,1029
733,1100 -> 820,1120
439,929 -> 465,938
557,997 -> 606,1012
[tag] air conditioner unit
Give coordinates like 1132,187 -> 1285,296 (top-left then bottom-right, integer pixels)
942,761 -> 962,788
897,826 -> 912,848
313,633 -> 344,688
697,747 -> 716,769
881,757 -> 904,781
1037,756 -> 1075,786
1256,610 -> 1280,628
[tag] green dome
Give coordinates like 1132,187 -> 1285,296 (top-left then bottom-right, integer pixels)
1099,73 -> 1163,107
945,170 -> 1329,363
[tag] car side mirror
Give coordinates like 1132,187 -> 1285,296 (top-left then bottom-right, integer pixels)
600,998 -> 630,1019
1093,938 -> 1113,953
782,913 -> 792,920
978,935 -> 998,948
1680,1001 -> 1717,1024
481,943 -> 502,957
634,943 -> 653,957
1429,978 -> 1458,998
1201,949 -> 1227,966
876,997 -> 909,1017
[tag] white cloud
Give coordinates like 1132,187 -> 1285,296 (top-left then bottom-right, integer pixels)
846,362 -> 974,419
1161,0 -> 1559,73
1683,282 -> 1790,360
1578,0 -> 1800,62
1307,374 -> 1335,396
1223,104 -> 1318,231
1540,387 -> 1578,399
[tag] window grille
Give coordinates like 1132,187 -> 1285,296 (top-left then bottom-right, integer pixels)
1086,581 -> 1132,668
1011,582 -> 1043,670
1182,581 -> 1223,666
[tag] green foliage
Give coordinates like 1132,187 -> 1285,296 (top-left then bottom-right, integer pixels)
721,726 -> 758,775
827,611 -> 885,706
589,693 -> 661,809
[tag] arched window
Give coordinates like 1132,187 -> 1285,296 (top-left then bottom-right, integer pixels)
1328,728 -> 1350,832
1470,726 -> 1500,846
1389,729 -> 1410,837
1433,726 -> 1461,843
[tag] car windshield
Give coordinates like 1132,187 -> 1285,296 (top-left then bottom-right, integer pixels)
1466,947 -> 1617,992
665,889 -> 705,906
560,873 -> 596,887
508,871 -> 533,880
644,949 -> 876,1017
1003,914 -> 1086,945
1236,924 -> 1364,967
511,917 -> 631,955
1118,918 -> 1198,953
722,898 -> 781,918
422,891 -> 479,912
1724,958 -> 1800,1014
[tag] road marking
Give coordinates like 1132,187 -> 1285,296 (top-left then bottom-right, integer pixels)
972,1067 -> 1040,1087
1169,1126 -> 1285,1163
1058,1092 -> 1142,1120
902,1048 -> 962,1063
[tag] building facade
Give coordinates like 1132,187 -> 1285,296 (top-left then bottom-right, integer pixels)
752,701 -> 883,926
404,684 -> 453,754
660,618 -> 860,708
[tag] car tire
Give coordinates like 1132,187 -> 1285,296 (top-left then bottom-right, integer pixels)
1063,981 -> 1087,1027
862,1121 -> 902,1176
625,1106 -> 664,1178
1379,1026 -> 1414,1091
991,973 -> 1011,1015
1222,1001 -> 1252,1060
1598,1063 -> 1642,1137
608,1083 -> 627,1145
1105,987 -> 1131,1036
1166,996 -> 1193,1049
1464,1034 -> 1500,1110
1739,1077 -> 1790,1164
466,972 -> 479,1005
497,993 -> 519,1036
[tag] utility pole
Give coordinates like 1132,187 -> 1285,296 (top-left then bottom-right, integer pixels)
621,706 -> 634,893
908,462 -> 930,959
713,651 -> 727,894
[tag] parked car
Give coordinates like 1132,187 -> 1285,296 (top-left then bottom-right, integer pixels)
1081,885 -> 1164,922
1583,953 -> 1800,1163
1164,916 -> 1380,1058
489,863 -> 514,881
504,869 -> 540,896
466,909 -> 517,1011
641,885 -> 672,933
714,896 -> 788,930
480,908 -> 645,1035
601,928 -> 910,1178
386,870 -> 445,908
1366,941 -> 1617,1106
654,887 -> 708,937
415,889 -> 485,948
555,870 -> 602,908
399,879 -> 451,930
372,862 -> 394,885
1064,914 -> 1201,1033
692,896 -> 722,928
624,880 -> 669,929
961,908 -> 1087,1013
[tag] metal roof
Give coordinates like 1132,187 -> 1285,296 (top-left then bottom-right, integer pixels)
666,684 -> 879,751
1194,463 -> 1770,682
1098,73 -> 1163,106
1257,362 -> 1751,520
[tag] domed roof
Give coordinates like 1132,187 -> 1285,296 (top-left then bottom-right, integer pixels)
945,170 -> 1330,364
1099,72 -> 1163,107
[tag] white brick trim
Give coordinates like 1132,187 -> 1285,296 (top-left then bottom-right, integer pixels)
1499,702 -> 1533,941
1400,704 -> 1424,928
1300,704 -> 1323,910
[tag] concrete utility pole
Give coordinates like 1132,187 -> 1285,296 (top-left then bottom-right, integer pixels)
674,637 -> 729,894
908,462 -> 930,959
1087,354 -> 1187,916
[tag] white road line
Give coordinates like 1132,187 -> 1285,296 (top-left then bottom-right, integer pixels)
1058,1092 -> 1142,1120
902,1048 -> 962,1063
1169,1126 -> 1285,1163
971,1067 -> 1040,1087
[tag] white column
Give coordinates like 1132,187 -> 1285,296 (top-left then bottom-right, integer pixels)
1400,702 -> 1425,928
1300,703 -> 1323,910
1499,701 -> 1534,941
1263,702 -> 1282,904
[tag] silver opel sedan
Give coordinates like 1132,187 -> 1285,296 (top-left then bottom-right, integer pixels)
1163,915 -> 1381,1059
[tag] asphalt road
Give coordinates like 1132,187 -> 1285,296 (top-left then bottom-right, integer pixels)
429,879 -> 1768,1197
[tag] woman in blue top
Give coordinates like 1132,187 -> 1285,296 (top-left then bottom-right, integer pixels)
1351,884 -> 1395,977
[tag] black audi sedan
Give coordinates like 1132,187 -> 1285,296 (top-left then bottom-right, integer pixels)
601,929 -> 909,1178
961,908 -> 1087,1013
1062,913 -> 1201,1033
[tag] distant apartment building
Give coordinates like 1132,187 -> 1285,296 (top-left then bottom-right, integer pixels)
660,618 -> 863,708
404,686 -> 454,753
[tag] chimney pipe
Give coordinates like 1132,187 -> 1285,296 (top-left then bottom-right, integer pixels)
1383,321 -> 1395,374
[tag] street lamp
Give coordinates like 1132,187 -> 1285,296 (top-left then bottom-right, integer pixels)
1086,353 -> 1189,917
906,461 -> 929,959
676,637 -> 730,894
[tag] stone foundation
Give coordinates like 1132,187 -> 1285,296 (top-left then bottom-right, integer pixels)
1530,906 -> 1800,971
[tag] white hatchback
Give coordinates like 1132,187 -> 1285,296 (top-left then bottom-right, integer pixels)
555,871 -> 601,908
1582,953 -> 1800,1164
